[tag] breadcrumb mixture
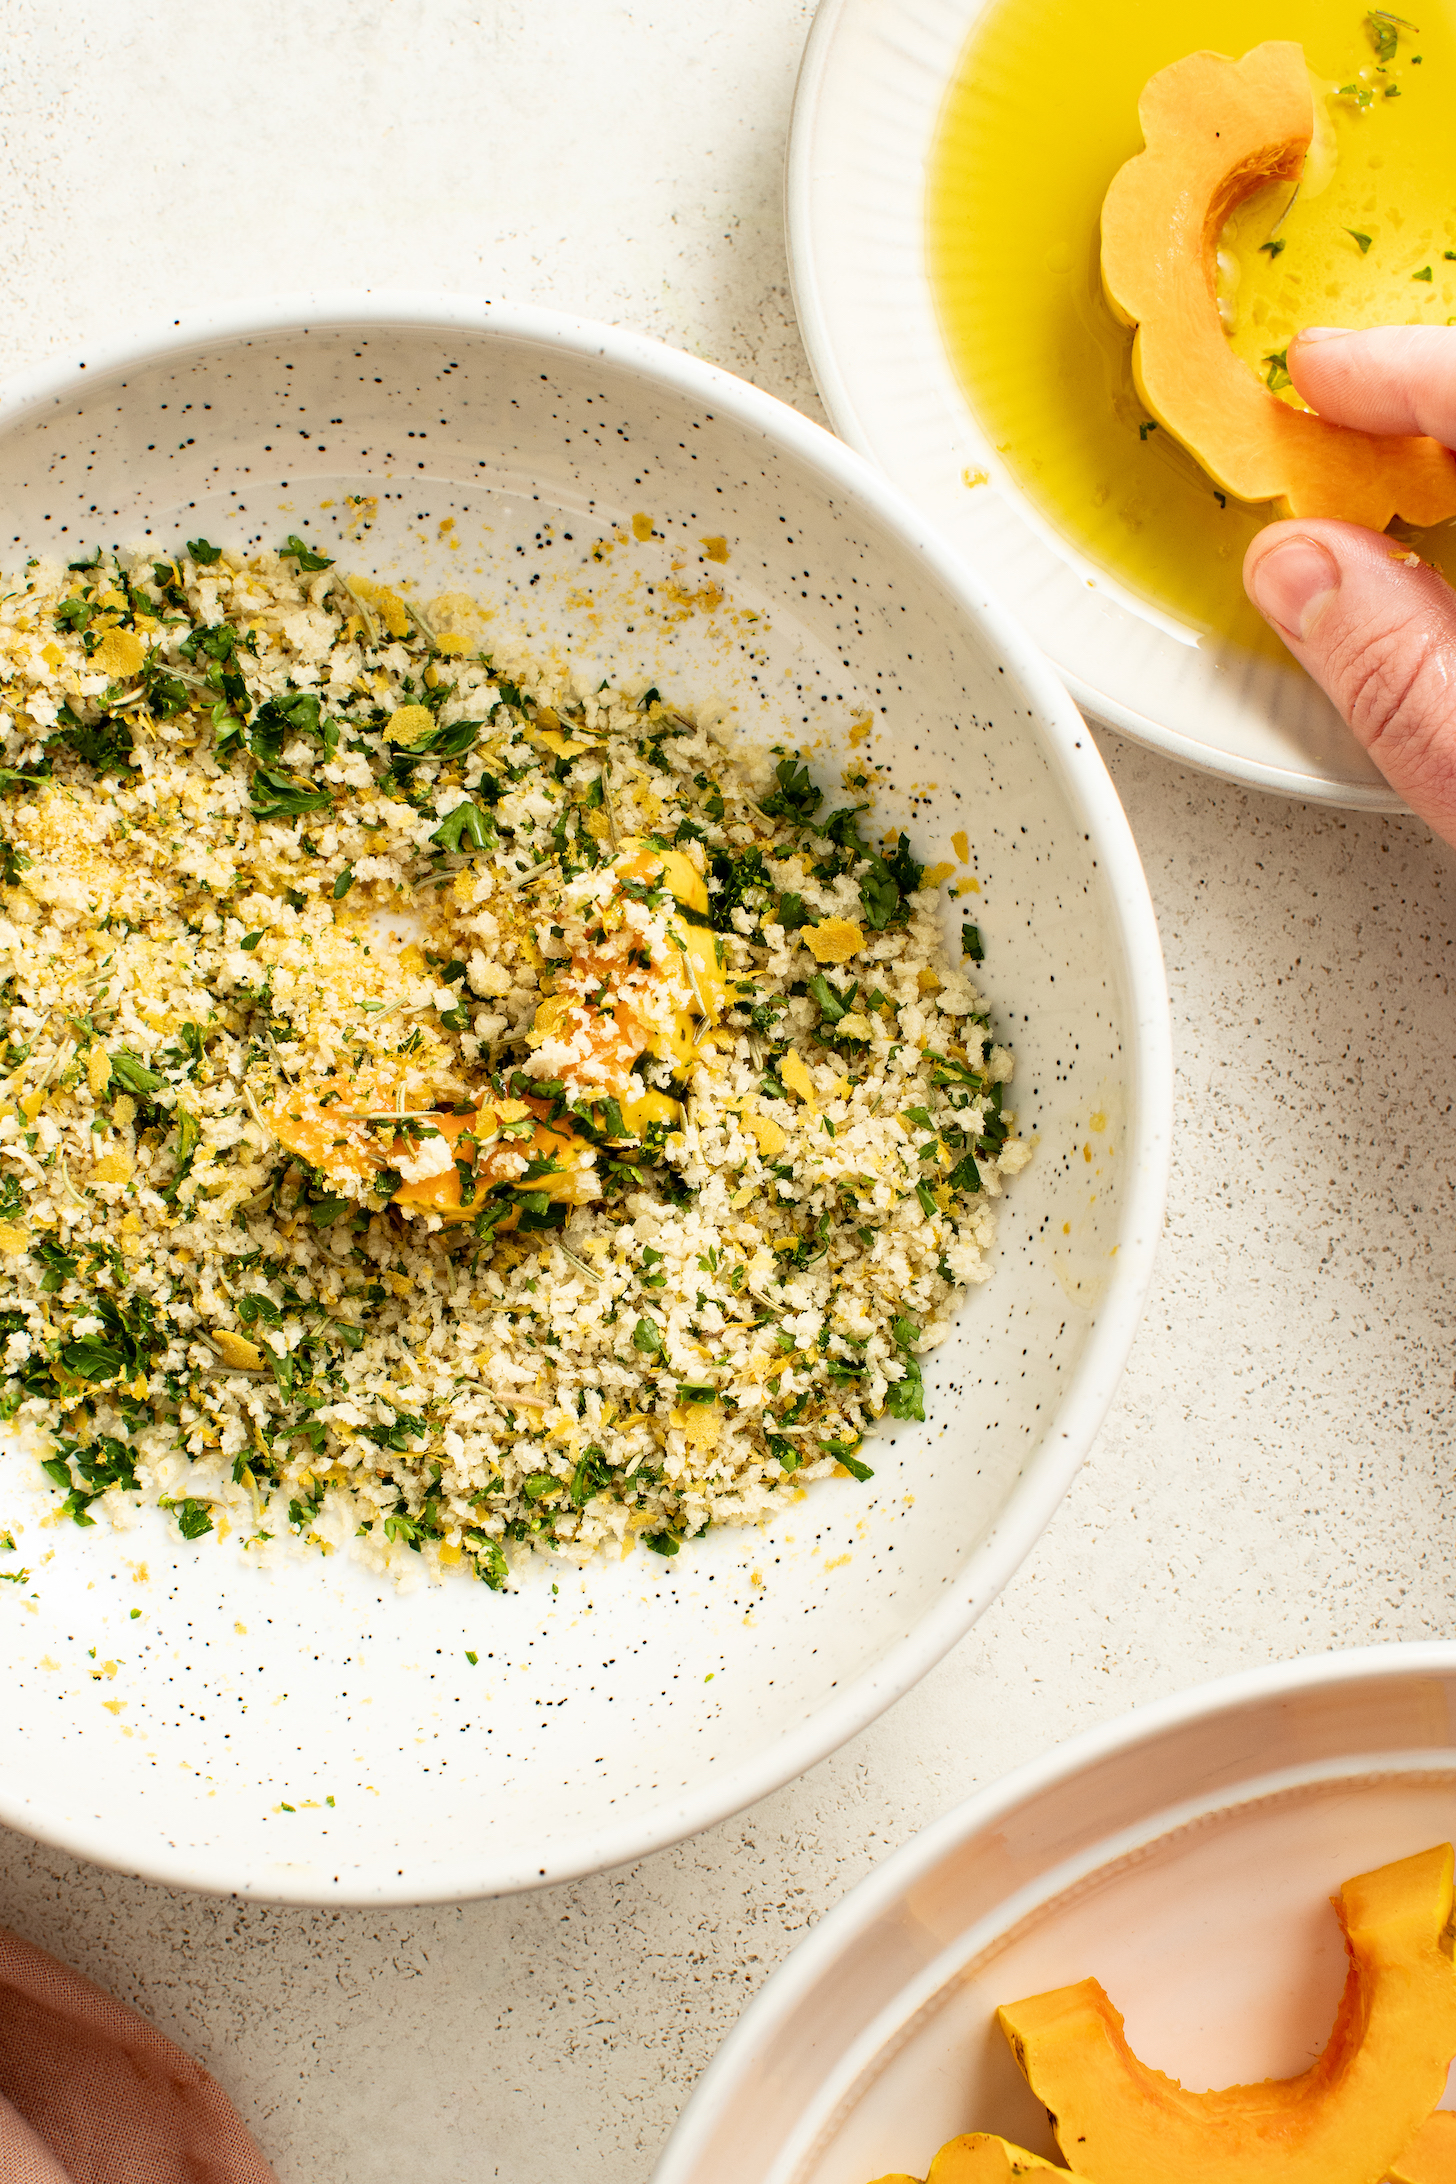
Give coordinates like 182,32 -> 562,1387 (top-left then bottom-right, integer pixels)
0,536 -> 1030,1584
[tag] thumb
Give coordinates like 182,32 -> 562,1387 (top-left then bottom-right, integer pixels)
1243,519 -> 1456,837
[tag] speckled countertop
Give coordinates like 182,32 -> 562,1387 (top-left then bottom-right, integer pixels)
2,4 -> 1454,2178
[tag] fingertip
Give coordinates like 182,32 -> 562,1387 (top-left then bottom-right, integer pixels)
1285,324 -> 1456,442
1285,327 -> 1354,402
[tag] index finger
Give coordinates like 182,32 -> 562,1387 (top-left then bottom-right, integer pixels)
1288,325 -> 1456,446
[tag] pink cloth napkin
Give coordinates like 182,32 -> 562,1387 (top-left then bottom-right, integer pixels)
0,1926 -> 277,2183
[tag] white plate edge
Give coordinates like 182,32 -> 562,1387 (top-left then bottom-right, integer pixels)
652,1639 -> 1456,2182
759,1748 -> 1456,2184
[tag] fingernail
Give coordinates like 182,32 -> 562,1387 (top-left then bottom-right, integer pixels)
1248,536 -> 1341,638
1293,326 -> 1356,343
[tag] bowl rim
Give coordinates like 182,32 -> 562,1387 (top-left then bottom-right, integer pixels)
0,291 -> 1172,1903
652,1638 -> 1456,2182
782,0 -> 1405,812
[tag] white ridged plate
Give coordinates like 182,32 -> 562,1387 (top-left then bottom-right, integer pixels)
785,0 -> 1397,807
655,1644 -> 1456,2184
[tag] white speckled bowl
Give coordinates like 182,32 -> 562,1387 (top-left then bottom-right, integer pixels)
0,296 -> 1170,1903
655,1644 -> 1456,2184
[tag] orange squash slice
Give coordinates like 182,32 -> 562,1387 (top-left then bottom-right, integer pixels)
997,1843 -> 1456,2184
1391,2112 -> 1456,2184
869,2133 -> 1093,2184
1100,42 -> 1456,526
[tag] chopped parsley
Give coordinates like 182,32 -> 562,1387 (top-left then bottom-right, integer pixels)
0,545 -> 1026,1581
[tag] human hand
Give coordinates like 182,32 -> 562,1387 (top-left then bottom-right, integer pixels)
1242,325 -> 1456,838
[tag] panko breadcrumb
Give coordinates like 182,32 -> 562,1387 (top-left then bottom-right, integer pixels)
0,535 -> 1030,1585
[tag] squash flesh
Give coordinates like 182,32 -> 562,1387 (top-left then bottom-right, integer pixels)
1390,2112 -> 1456,2184
1101,43 -> 1456,526
997,1843 -> 1456,2184
868,2132 -> 1094,2184
926,2134 -> 1091,2184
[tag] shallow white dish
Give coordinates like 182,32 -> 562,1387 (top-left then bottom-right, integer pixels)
0,295 -> 1169,1903
655,1643 -> 1456,2184
786,0 -> 1398,808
